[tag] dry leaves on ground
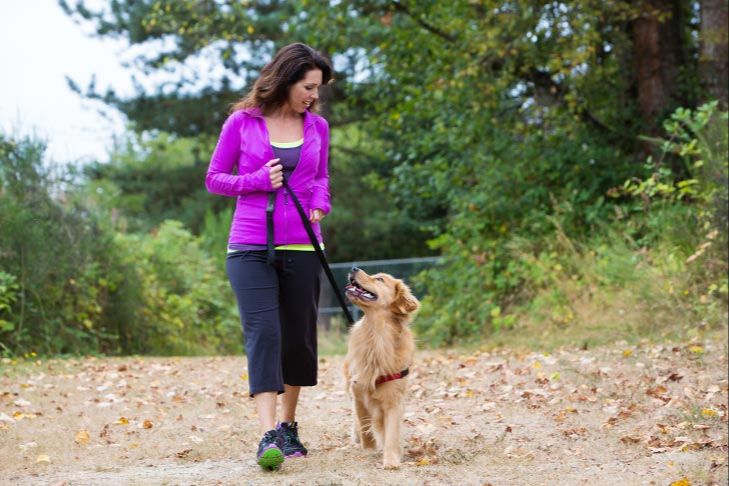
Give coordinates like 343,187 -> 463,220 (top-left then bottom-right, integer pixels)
0,337 -> 727,485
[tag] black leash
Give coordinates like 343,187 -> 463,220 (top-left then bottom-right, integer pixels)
266,192 -> 276,267
266,179 -> 355,325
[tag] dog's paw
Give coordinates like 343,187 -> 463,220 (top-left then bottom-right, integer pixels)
383,453 -> 400,469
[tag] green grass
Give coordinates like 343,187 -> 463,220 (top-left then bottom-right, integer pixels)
318,323 -> 349,356
415,207 -> 728,353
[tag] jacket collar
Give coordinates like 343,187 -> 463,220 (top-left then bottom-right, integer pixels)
244,106 -> 315,129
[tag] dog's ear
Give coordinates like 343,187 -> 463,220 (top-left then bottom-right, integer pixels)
392,280 -> 420,316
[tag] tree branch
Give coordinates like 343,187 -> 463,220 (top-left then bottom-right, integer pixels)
390,1 -> 457,43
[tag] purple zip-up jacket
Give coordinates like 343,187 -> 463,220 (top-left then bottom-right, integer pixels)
205,107 -> 331,246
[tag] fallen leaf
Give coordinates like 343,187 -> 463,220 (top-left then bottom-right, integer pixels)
669,478 -> 690,486
143,420 -> 153,429
74,429 -> 90,445
115,417 -> 129,425
35,454 -> 51,464
620,435 -> 641,444
563,427 -> 587,438
19,441 -> 38,451
176,448 -> 193,458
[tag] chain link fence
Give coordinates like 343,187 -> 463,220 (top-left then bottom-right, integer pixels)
317,256 -> 442,329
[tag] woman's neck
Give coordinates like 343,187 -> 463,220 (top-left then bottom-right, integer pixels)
266,103 -> 301,121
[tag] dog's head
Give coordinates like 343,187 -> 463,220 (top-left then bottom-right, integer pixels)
345,267 -> 420,317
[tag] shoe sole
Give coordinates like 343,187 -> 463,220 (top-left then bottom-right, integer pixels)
258,447 -> 284,471
285,451 -> 306,458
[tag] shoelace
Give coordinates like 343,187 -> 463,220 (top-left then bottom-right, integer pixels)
281,427 -> 298,447
261,430 -> 279,446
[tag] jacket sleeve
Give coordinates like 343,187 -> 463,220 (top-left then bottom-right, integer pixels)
205,112 -> 273,197
309,118 -> 331,214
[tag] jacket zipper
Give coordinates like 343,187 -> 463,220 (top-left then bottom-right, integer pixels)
284,190 -> 288,244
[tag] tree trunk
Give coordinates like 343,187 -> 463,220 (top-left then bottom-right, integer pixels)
699,0 -> 729,108
631,0 -> 685,132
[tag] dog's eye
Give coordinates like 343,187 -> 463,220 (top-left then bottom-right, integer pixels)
375,277 -> 384,282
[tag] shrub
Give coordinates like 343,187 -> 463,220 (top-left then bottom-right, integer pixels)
414,103 -> 728,346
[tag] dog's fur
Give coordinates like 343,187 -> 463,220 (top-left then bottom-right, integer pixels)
342,268 -> 420,469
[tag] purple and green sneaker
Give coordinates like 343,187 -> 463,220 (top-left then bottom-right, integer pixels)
256,429 -> 284,471
277,421 -> 308,458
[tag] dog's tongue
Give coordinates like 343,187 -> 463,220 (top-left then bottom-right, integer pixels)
346,284 -> 370,300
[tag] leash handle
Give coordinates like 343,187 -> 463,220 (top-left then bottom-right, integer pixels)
281,178 -> 355,325
266,192 -> 276,266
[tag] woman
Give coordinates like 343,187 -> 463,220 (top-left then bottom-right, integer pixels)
205,43 -> 333,471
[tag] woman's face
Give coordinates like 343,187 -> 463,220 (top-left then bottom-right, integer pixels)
287,69 -> 323,113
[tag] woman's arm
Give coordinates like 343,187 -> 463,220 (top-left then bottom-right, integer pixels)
309,118 -> 331,214
205,112 -> 273,197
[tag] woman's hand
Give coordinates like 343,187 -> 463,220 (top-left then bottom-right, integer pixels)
266,158 -> 283,189
309,208 -> 324,223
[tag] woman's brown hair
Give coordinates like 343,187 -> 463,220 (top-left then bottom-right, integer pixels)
231,43 -> 333,114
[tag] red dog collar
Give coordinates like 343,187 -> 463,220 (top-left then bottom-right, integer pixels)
375,368 -> 410,386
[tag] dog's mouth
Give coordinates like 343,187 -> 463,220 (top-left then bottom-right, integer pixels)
345,274 -> 377,301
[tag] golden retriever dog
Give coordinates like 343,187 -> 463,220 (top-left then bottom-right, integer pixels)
342,267 -> 420,469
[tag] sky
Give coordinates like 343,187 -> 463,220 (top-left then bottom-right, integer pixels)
0,0 -> 131,165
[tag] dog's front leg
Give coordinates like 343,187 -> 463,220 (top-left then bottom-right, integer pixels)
382,406 -> 402,469
353,395 -> 376,449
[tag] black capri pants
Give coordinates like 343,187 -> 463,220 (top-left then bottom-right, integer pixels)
226,250 -> 321,397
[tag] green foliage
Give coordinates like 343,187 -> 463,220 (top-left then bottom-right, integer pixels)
60,0 -> 704,266
619,102 -> 727,206
414,104 -> 728,346
0,132 -> 120,355
0,131 -> 241,356
51,1 -> 727,351
0,272 -> 19,335
82,130 -> 223,235
325,124 -> 435,261
200,206 -> 232,255
497,205 -> 727,350
59,0 -> 297,135
113,220 -> 240,356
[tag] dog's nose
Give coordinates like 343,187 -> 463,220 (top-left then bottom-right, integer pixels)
351,266 -> 360,273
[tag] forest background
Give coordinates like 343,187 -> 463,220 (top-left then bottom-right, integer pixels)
0,0 -> 727,357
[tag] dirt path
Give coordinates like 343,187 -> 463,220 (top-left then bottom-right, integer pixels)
1,337 -> 727,485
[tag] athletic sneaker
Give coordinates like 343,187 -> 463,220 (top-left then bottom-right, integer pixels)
256,429 -> 284,471
277,421 -> 308,457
